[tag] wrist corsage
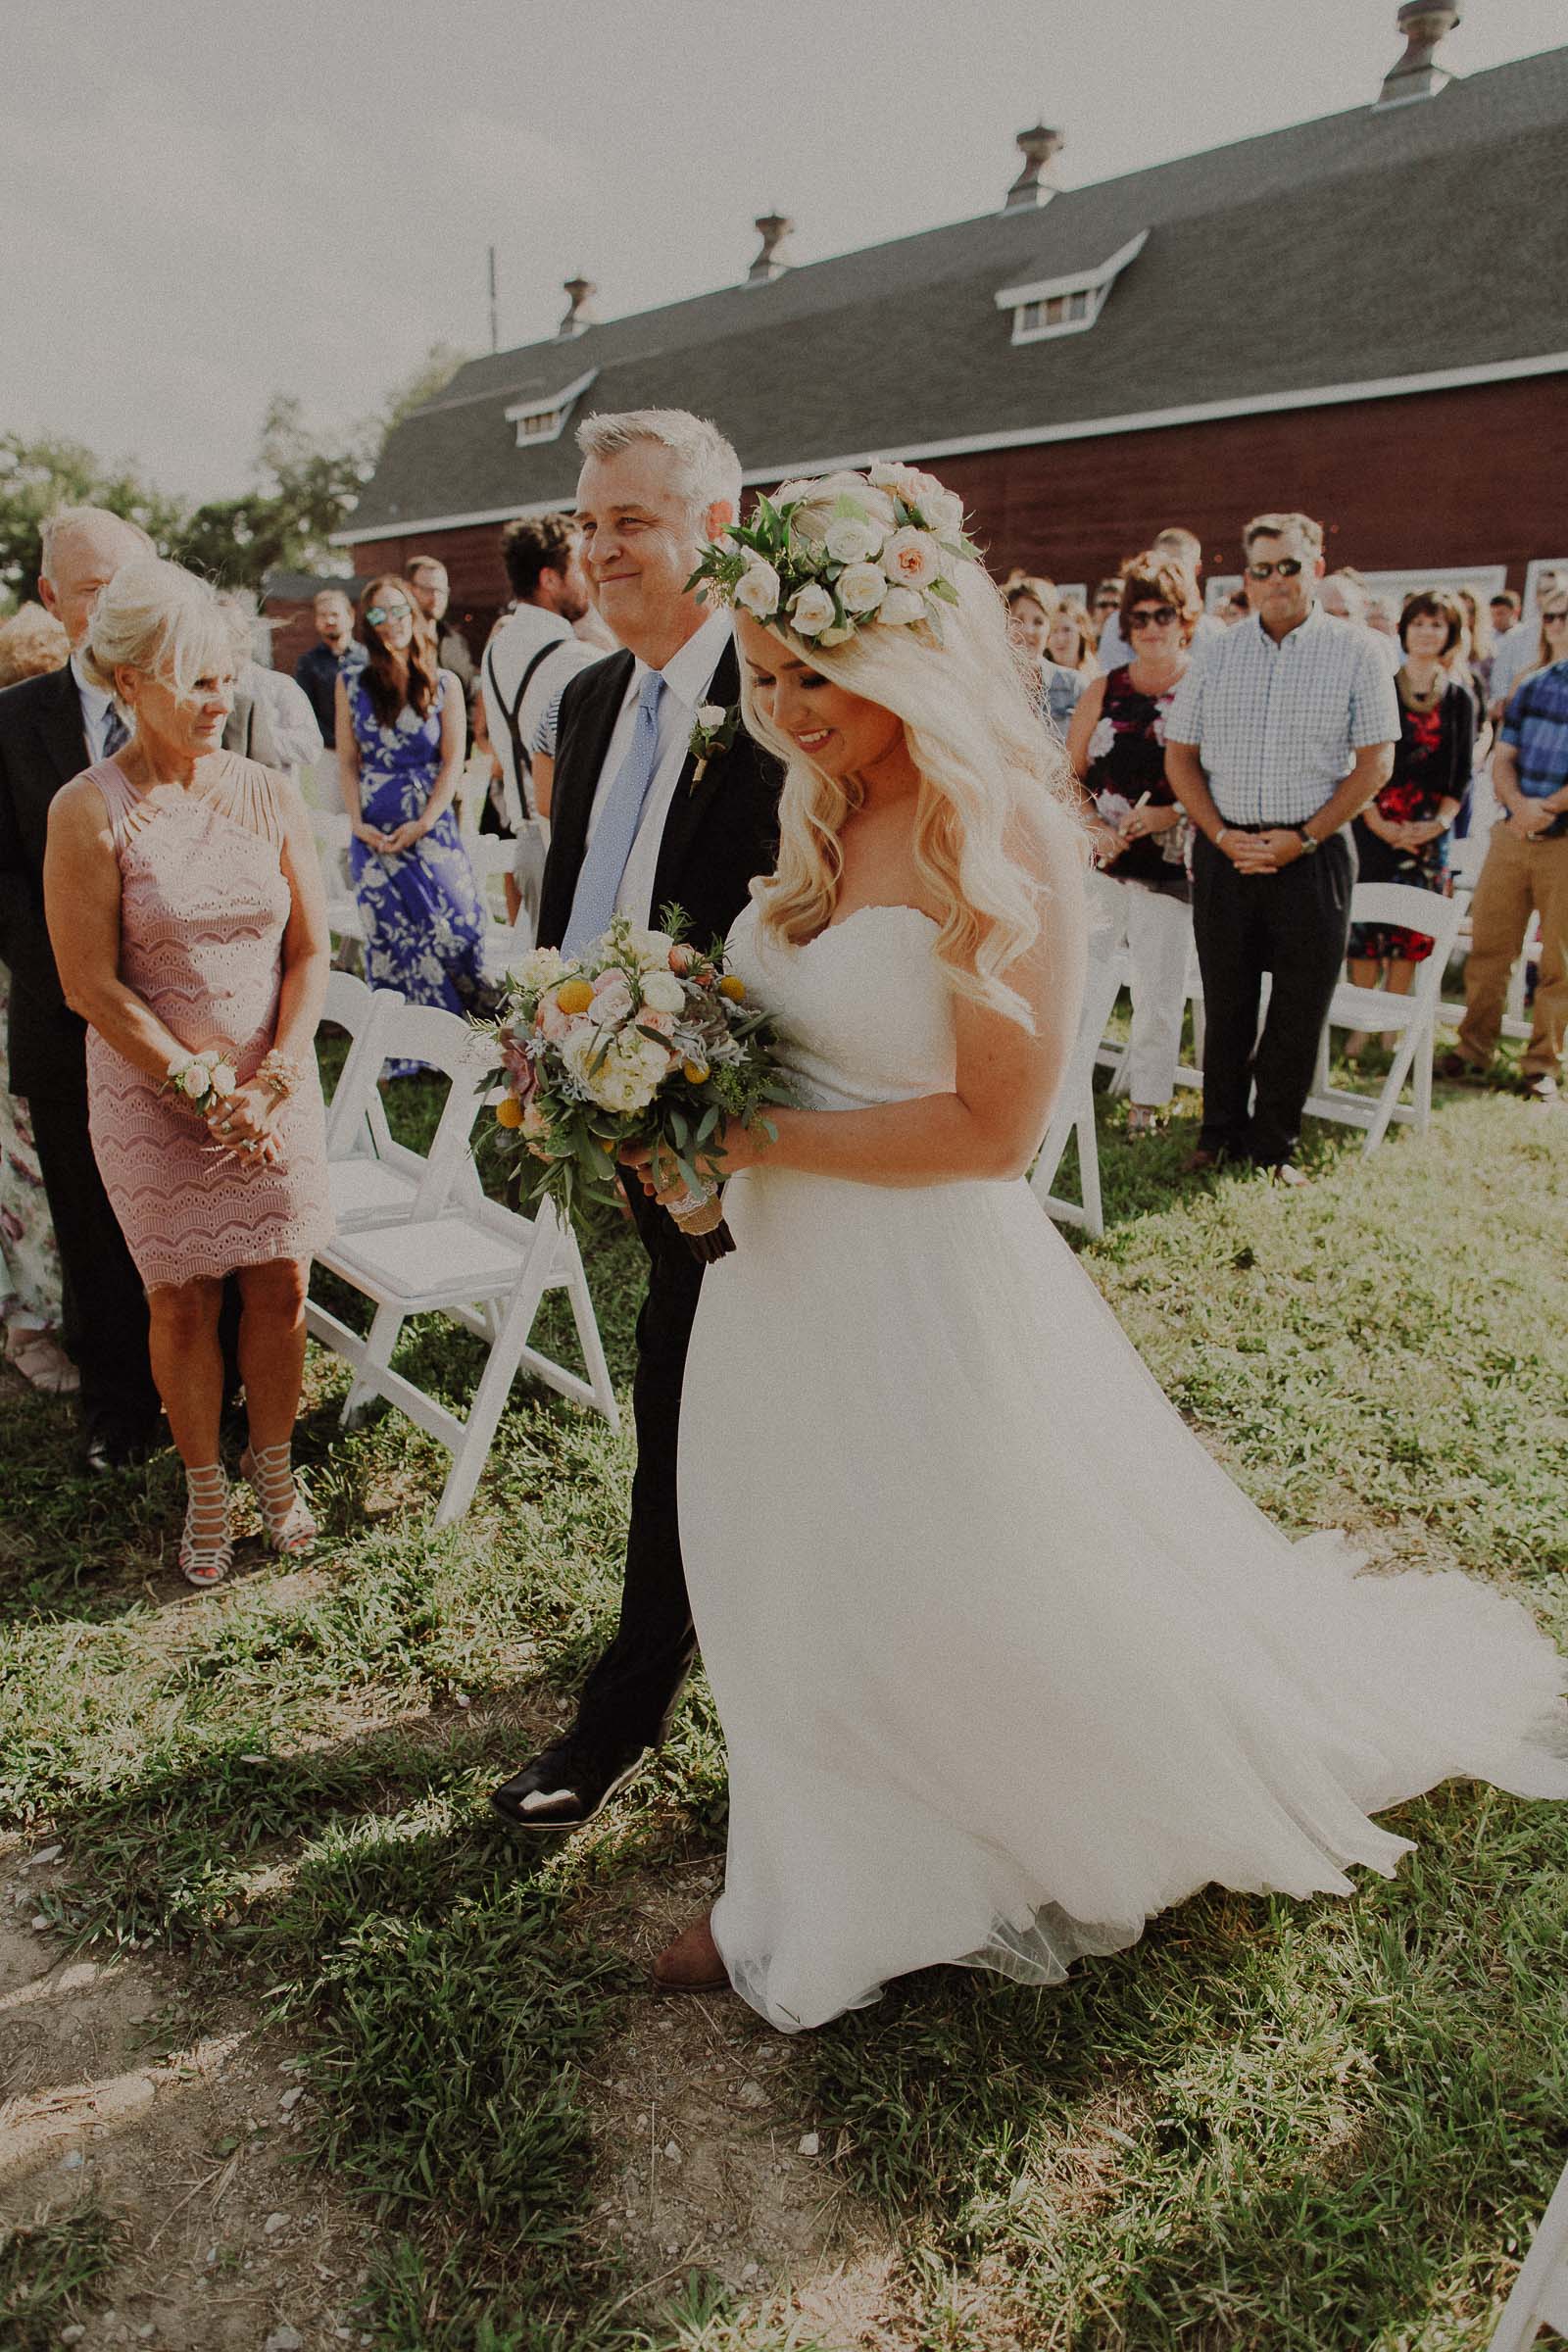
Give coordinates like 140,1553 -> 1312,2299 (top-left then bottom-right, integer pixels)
256,1050 -> 308,1103
163,1047 -> 238,1117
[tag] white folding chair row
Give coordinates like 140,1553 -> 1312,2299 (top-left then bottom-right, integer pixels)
312,808 -> 365,948
1487,2155 -> 1568,2350
306,997 -> 618,1524
1305,880 -> 1465,1152
1029,919 -> 1127,1240
464,832 -> 533,983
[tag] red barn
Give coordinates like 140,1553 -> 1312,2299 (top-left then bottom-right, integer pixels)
320,12 -> 1568,657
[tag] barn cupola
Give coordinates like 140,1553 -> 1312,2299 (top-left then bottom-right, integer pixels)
748,211 -> 795,285
1374,3 -> 1462,109
1004,123 -> 1063,212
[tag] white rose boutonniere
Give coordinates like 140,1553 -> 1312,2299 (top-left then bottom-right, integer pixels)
688,701 -> 740,787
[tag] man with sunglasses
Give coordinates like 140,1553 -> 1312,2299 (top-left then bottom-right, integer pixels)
1165,512 -> 1398,1184
1441,596 -> 1568,1103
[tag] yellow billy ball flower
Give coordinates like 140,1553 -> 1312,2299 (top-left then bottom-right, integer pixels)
555,978 -> 595,1015
717,974 -> 746,1003
495,1095 -> 524,1129
682,1058 -> 710,1085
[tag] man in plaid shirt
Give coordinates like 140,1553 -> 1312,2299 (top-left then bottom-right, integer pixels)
1166,512 -> 1398,1182
1442,594 -> 1568,1102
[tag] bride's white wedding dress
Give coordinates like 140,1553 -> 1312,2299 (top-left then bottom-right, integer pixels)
677,901 -> 1568,2034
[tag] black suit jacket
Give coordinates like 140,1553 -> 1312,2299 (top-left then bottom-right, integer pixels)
0,664 -> 279,1099
536,637 -> 782,961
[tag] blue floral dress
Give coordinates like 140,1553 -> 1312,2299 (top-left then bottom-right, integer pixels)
347,671 -> 487,1065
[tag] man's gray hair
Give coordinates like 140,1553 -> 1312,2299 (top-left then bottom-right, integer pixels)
39,505 -> 156,581
576,408 -> 742,522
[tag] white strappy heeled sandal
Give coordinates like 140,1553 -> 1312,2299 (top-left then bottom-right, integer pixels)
179,1463 -> 233,1588
240,1441 -> 318,1555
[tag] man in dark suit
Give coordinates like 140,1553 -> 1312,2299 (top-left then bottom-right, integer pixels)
0,508 -> 276,1469
490,410 -> 783,1835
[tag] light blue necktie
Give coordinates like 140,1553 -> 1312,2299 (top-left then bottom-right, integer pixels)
562,669 -> 666,956
101,703 -> 129,760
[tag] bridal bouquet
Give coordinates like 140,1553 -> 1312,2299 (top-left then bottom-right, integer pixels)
477,913 -> 791,1261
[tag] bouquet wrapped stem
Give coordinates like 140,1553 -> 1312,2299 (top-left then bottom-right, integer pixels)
475,911 -> 791,1262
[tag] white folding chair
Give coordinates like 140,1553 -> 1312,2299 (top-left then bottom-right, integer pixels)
1487,2157 -> 1568,2351
466,833 -> 525,983
313,808 -> 365,952
315,974 -> 451,1235
306,1003 -> 618,1523
1305,881 -> 1465,1152
1030,922 -> 1127,1239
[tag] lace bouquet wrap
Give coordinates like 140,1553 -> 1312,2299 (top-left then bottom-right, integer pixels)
478,912 -> 792,1261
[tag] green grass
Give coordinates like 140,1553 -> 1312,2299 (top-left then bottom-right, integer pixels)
2,1053 -> 1566,2349
0,2205 -> 128,2350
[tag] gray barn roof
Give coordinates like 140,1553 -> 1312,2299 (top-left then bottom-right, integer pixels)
342,46 -> 1568,543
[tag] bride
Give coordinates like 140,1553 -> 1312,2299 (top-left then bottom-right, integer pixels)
626,464 -> 1568,2035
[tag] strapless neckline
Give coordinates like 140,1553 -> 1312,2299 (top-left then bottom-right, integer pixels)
799,904 -> 941,950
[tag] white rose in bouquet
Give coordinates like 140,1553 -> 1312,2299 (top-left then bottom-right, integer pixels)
734,557 -> 782,618
837,561 -> 888,614
626,925 -> 677,970
881,527 -> 943,591
876,585 -> 928,626
772,478 -> 817,510
823,514 -> 885,565
790,583 -> 838,637
640,968 -> 686,1014
916,484 -> 966,539
515,945 -> 566,992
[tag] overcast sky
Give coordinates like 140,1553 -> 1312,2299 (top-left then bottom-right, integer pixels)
4,0 -> 1561,504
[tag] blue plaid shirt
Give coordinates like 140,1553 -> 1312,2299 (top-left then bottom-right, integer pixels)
1499,660 -> 1568,800
1165,605 -> 1398,827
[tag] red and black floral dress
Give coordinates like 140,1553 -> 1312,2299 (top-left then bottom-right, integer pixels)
1082,666 -> 1191,902
1348,675 -> 1475,962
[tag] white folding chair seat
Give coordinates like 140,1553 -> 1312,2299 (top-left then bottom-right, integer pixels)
306,1001 -> 618,1523
466,833 -> 526,983
1487,2156 -> 1568,2350
1306,881 -> 1464,1152
1030,920 -> 1127,1239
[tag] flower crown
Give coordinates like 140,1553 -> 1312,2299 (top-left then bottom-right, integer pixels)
687,463 -> 983,649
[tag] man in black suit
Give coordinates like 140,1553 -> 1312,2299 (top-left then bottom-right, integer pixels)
490,410 -> 783,1834
0,508 -> 277,1469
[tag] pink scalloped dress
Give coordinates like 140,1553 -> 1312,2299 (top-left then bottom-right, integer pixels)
84,756 -> 331,1291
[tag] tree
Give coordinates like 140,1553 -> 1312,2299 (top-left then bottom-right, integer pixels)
0,344 -> 472,605
0,432 -> 184,607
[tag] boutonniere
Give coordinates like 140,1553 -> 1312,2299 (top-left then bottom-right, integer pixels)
688,703 -> 740,788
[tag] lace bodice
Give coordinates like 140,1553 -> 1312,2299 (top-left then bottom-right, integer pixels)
727,901 -> 956,1113
92,755 -> 291,1060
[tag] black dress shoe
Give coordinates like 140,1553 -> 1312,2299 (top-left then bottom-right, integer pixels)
78,1421 -> 158,1474
489,1738 -> 651,1834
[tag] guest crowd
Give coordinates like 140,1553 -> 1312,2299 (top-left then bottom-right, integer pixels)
1,474 -> 1564,1585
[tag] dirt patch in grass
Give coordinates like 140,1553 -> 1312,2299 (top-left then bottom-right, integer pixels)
1,1857 -> 375,2351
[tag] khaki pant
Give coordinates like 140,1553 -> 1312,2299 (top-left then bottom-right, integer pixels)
1457,820 -> 1568,1077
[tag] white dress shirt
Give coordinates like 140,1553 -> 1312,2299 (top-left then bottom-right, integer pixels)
481,606 -> 603,822
581,605 -> 733,927
1491,616 -> 1544,711
70,652 -> 122,764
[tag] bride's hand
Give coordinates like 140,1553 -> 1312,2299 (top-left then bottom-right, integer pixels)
621,1120 -> 750,1203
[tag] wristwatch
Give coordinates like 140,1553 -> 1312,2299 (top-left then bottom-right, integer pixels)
1297,827 -> 1320,856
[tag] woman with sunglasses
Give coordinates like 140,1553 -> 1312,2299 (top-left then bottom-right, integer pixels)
336,576 -> 486,1066
1066,555 -> 1201,1134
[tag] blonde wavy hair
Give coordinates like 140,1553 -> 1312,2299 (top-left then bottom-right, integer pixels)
79,559 -> 246,702
740,479 -> 1084,1030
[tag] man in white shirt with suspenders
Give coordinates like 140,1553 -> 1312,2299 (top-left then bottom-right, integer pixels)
480,514 -> 605,928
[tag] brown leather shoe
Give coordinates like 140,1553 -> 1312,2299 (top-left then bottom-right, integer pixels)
1181,1145 -> 1225,1175
651,1911 -> 730,1994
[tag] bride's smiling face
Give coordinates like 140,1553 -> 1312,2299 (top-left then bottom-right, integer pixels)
737,610 -> 905,782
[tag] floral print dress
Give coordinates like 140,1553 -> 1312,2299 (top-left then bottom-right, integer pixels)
1348,676 -> 1474,962
347,671 -> 487,1066
1083,666 -> 1191,901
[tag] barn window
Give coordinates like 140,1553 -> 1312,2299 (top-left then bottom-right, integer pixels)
505,368 -> 598,449
996,231 -> 1149,348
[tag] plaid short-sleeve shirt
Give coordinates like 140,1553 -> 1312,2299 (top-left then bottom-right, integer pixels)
1165,605 -> 1399,827
1499,660 -> 1568,800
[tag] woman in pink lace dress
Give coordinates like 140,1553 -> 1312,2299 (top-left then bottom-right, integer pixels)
44,561 -> 332,1585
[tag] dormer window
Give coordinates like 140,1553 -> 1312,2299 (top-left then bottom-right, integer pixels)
504,368 -> 597,448
996,229 -> 1149,347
